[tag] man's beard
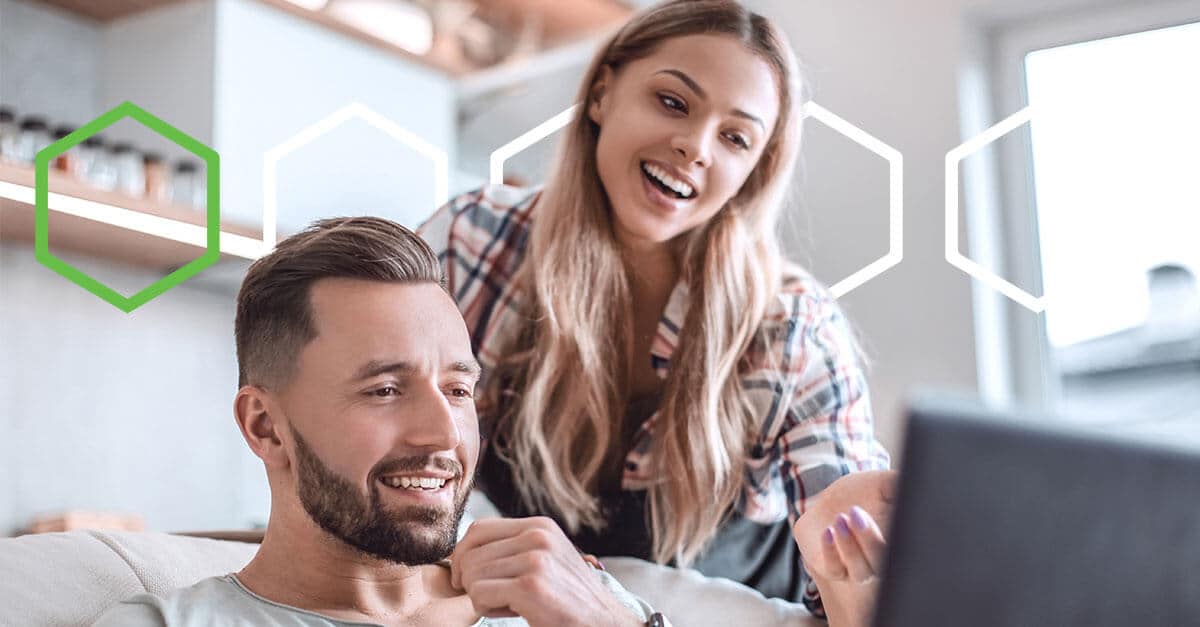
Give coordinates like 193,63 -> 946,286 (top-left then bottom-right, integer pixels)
291,428 -> 472,566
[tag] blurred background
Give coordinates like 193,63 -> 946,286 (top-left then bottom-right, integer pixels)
0,0 -> 1197,535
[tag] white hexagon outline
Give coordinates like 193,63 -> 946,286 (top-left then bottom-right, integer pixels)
263,101 -> 450,253
944,106 -> 1045,313
489,104 -> 579,185
801,102 -> 904,298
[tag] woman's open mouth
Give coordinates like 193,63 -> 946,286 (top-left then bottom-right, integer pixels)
641,161 -> 696,201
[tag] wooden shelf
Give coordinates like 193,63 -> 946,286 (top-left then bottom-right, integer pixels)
34,0 -> 190,21
0,162 -> 262,270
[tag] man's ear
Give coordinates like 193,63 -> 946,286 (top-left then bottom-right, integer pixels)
234,385 -> 290,470
587,65 -> 615,125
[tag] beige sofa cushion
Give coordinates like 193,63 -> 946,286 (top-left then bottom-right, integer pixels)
0,530 -> 256,626
0,529 -> 818,626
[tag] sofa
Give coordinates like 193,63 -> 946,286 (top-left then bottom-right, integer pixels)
0,526 -> 821,626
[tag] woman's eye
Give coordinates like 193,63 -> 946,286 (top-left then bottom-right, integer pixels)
449,387 -> 474,399
658,93 -> 687,113
725,132 -> 750,150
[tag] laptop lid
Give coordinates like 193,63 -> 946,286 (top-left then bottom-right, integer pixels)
871,399 -> 1200,627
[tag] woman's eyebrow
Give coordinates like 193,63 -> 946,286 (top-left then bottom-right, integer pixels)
654,68 -> 765,132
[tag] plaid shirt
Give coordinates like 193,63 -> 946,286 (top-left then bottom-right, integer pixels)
419,185 -> 890,611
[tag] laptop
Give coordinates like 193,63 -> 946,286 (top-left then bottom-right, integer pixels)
871,398 -> 1200,627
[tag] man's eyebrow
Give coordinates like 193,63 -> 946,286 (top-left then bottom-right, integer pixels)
451,360 -> 483,380
351,360 -> 417,381
352,359 -> 483,381
654,69 -> 766,133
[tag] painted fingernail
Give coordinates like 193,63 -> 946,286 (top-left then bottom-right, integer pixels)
823,526 -> 836,545
836,514 -> 852,537
850,506 -> 871,531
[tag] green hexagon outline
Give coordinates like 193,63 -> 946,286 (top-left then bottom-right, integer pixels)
34,101 -> 220,313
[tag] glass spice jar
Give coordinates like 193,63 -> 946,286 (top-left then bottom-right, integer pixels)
0,106 -> 18,163
87,136 -> 118,191
143,152 -> 169,203
110,142 -> 145,197
74,136 -> 103,181
14,116 -> 50,164
51,126 -> 77,173
171,159 -> 204,209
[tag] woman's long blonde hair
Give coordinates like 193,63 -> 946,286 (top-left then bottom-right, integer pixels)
484,0 -> 804,567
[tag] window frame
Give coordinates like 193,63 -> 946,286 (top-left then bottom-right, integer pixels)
977,0 -> 1200,411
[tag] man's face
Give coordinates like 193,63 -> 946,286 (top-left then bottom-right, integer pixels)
276,278 -> 481,565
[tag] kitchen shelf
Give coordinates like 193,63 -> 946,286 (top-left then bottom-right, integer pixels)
35,0 -> 189,21
0,162 -> 263,270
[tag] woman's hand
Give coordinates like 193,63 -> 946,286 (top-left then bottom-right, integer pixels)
791,470 -> 897,627
450,517 -> 644,627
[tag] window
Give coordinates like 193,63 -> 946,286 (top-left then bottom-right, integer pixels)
1025,21 -> 1200,351
986,5 -> 1200,443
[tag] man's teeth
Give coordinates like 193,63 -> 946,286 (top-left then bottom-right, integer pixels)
381,476 -> 448,490
642,162 -> 694,199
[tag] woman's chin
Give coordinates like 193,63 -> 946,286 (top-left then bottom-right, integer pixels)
610,206 -> 683,247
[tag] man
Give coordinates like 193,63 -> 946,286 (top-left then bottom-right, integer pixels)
94,217 -> 661,627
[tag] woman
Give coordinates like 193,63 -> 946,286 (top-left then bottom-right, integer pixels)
421,1 -> 894,624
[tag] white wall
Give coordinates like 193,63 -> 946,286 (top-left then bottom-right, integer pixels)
0,243 -> 262,534
212,0 -> 457,231
0,0 -> 101,127
457,62 -> 588,183
100,0 -> 217,159
752,0 -> 980,453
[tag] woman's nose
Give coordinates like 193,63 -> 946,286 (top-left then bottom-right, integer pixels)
671,127 -> 713,168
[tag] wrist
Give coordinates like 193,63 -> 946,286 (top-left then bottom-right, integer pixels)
808,576 -> 871,627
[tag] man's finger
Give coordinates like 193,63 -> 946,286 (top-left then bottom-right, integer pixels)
464,579 -> 527,620
451,517 -> 559,589
457,536 -> 553,590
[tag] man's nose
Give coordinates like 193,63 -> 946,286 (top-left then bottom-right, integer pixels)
404,384 -> 463,451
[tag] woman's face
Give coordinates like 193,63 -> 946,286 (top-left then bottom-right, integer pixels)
589,34 -> 781,249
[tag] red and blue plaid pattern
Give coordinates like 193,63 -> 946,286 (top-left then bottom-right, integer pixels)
419,185 -> 891,612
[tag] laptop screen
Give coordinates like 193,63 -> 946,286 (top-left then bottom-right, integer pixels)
871,400 -> 1200,627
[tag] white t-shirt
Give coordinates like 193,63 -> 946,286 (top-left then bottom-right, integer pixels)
92,569 -> 655,626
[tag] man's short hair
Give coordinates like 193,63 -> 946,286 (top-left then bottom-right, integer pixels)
235,217 -> 444,389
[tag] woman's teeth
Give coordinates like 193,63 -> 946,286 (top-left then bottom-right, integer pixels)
641,162 -> 695,199
381,476 -> 447,490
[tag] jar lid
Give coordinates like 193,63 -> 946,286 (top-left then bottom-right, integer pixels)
83,135 -> 105,148
19,116 -> 47,130
0,107 -> 14,122
52,126 -> 75,139
174,160 -> 199,173
142,151 -> 164,164
109,142 -> 134,154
